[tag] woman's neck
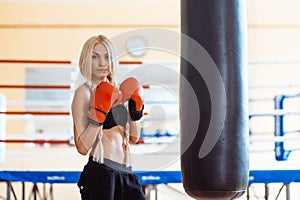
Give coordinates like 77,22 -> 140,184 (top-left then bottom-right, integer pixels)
91,77 -> 105,85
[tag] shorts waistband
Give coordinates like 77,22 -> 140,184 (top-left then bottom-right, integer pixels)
89,157 -> 132,173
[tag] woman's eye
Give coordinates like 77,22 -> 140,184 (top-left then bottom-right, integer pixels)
92,55 -> 99,59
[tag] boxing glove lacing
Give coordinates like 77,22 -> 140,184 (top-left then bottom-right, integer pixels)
124,131 -> 131,167
124,101 -> 132,167
92,126 -> 104,164
87,81 -> 105,164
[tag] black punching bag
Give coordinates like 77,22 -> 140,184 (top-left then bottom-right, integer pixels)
180,0 -> 249,199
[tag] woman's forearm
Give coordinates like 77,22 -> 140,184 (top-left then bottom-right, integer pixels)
75,124 -> 101,155
128,121 -> 141,143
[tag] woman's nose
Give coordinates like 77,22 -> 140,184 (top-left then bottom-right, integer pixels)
99,58 -> 106,66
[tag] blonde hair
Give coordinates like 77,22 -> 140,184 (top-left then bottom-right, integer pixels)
79,35 -> 119,85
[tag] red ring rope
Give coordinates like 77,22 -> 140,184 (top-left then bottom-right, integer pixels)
0,111 -> 70,115
0,139 -> 71,144
119,61 -> 143,65
0,84 -> 149,89
0,59 -> 71,64
0,59 -> 142,65
0,85 -> 70,89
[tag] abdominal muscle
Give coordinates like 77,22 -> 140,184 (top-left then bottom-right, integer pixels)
90,126 -> 127,164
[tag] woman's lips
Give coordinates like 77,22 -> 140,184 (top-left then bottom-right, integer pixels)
98,68 -> 107,72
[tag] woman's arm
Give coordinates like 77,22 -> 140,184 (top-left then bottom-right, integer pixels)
128,120 -> 141,143
71,86 -> 100,155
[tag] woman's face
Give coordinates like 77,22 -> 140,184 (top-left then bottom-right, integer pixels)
91,43 -> 110,83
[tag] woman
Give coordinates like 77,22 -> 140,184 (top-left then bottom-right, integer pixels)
72,35 -> 145,200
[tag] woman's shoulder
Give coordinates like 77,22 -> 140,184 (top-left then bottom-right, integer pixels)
73,82 -> 90,100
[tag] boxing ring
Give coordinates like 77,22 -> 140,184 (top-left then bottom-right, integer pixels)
1,59 -> 300,200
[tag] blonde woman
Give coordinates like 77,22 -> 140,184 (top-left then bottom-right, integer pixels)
72,35 -> 145,200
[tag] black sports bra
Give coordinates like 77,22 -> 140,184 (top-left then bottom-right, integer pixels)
103,104 -> 128,129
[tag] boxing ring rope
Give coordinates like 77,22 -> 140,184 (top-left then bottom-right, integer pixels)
0,139 -> 71,145
0,85 -> 70,89
0,111 -> 69,115
0,59 -> 142,65
0,85 -> 149,90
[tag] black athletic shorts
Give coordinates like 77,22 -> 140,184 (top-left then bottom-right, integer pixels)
77,157 -> 146,200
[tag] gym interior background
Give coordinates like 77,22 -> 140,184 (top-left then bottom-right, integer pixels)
1,0 -> 300,199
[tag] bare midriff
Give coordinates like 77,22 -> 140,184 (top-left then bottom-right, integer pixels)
90,125 -> 126,164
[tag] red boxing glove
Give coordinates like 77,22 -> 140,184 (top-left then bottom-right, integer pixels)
88,82 -> 122,125
119,77 -> 144,121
